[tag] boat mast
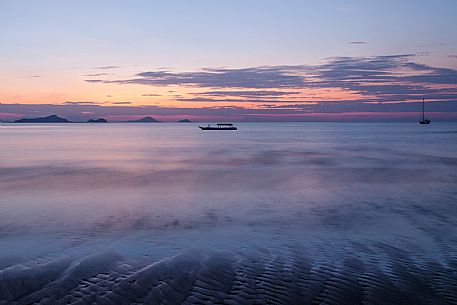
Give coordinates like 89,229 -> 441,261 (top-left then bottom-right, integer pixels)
421,98 -> 425,121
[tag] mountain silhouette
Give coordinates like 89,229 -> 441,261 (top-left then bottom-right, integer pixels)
13,115 -> 71,123
87,118 -> 108,123
127,116 -> 161,123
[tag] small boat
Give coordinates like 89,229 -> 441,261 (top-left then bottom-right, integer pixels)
199,123 -> 237,130
419,98 -> 431,124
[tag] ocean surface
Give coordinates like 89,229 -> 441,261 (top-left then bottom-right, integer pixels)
1,122 -> 457,304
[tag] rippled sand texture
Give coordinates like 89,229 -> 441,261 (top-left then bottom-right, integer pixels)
1,122 -> 457,304
1,243 -> 457,305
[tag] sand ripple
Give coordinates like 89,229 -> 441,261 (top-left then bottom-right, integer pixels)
1,242 -> 457,305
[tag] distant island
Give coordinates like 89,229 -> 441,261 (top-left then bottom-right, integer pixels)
10,115 -> 190,124
87,118 -> 108,123
127,116 -> 161,123
13,115 -> 71,123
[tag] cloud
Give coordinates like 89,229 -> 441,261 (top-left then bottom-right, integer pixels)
260,101 -> 457,113
112,102 -> 131,105
89,55 -> 457,88
64,101 -> 103,105
310,55 -> 457,102
176,97 -> 318,104
27,75 -> 41,78
82,54 -> 457,105
176,97 -> 223,103
449,55 -> 457,58
349,41 -> 367,44
198,90 -> 301,98
142,93 -> 161,97
85,79 -> 105,83
92,65 -> 119,70
83,73 -> 111,77
92,66 -> 308,88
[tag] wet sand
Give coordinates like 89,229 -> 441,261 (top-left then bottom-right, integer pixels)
1,122 -> 456,304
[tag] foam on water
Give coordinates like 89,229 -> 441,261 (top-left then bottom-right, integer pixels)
1,122 -> 456,304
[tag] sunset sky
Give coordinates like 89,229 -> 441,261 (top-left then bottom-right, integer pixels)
1,0 -> 457,121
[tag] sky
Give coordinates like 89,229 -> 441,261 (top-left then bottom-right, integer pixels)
1,0 -> 457,122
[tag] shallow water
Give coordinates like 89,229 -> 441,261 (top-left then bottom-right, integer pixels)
1,122 -> 457,304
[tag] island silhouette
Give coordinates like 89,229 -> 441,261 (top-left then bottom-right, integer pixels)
127,116 -> 161,123
13,115 -> 71,123
11,115 -> 189,124
87,118 -> 108,123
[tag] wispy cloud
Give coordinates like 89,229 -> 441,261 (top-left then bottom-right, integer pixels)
92,65 -> 119,70
142,93 -> 161,97
91,66 -> 308,88
83,73 -> 111,77
85,79 -> 105,83
64,101 -> 103,105
83,54 -> 457,106
176,97 -> 316,104
306,55 -> 457,104
176,97 -> 223,103
349,41 -> 367,44
199,90 -> 301,98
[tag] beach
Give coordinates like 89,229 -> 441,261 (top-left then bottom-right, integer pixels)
1,122 -> 457,304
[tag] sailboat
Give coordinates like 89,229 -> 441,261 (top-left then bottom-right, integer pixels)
419,98 -> 431,124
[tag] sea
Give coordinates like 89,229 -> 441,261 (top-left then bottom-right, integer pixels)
1,122 -> 456,304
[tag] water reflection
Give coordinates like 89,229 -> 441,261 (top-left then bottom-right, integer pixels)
1,123 -> 456,246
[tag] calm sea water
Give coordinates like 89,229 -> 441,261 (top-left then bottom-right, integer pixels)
1,122 -> 457,303
1,122 -> 456,255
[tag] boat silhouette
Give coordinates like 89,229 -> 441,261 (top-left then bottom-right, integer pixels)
199,123 -> 237,130
419,98 -> 431,124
